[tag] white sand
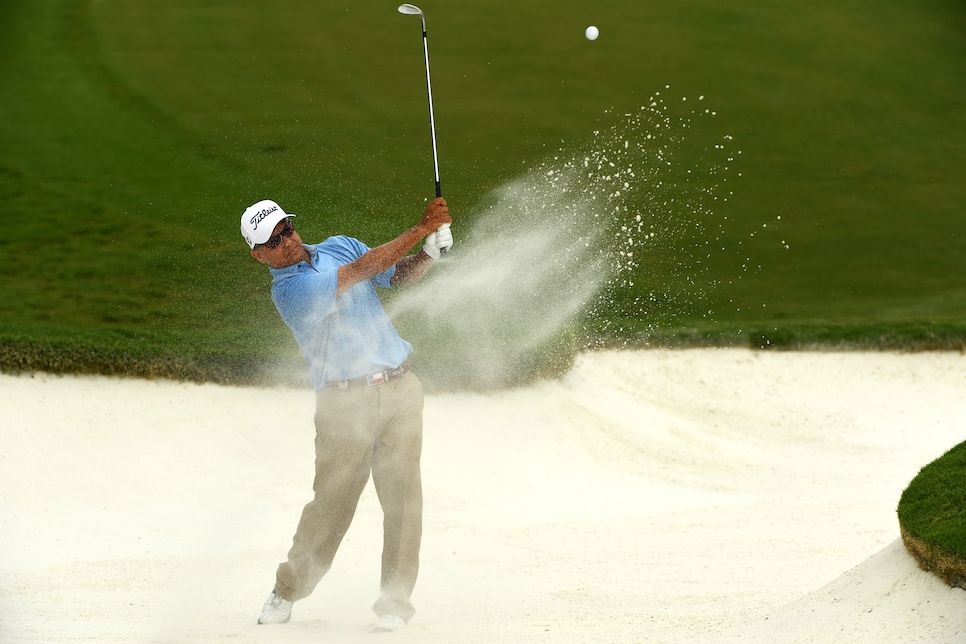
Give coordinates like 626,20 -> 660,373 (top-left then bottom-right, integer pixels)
1,349 -> 964,643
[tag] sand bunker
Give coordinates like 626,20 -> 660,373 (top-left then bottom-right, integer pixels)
1,349 -> 964,642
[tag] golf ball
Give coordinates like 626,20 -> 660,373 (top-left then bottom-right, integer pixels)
585,25 -> 599,41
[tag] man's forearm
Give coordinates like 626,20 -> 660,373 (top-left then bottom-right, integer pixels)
391,251 -> 435,285
337,226 -> 424,295
337,198 -> 450,295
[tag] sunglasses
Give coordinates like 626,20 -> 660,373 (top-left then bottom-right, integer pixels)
257,219 -> 295,250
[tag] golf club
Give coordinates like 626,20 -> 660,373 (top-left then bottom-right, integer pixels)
397,3 -> 448,255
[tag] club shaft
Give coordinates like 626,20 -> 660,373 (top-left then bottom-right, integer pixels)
421,29 -> 441,198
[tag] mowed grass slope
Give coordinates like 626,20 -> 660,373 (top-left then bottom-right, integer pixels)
1,0 -> 965,382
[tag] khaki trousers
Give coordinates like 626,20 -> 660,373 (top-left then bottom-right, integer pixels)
274,371 -> 424,621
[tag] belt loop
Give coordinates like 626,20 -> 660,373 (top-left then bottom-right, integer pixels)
338,380 -> 348,391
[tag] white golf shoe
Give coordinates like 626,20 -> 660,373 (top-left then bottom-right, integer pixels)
373,614 -> 406,633
257,590 -> 292,624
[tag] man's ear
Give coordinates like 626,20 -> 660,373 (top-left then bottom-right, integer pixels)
250,248 -> 268,264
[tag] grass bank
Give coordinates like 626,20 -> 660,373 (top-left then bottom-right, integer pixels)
899,442 -> 966,590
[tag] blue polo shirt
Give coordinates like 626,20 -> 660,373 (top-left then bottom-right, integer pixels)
268,236 -> 413,389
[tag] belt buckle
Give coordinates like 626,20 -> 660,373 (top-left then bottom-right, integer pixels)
367,371 -> 386,386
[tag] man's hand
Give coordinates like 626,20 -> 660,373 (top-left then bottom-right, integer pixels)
422,223 -> 453,260
419,197 -> 452,236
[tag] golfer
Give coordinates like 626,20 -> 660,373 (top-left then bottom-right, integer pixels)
241,197 -> 453,633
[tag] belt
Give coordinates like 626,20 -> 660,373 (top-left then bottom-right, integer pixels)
327,364 -> 409,390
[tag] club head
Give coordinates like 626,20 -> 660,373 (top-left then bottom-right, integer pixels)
397,4 -> 423,17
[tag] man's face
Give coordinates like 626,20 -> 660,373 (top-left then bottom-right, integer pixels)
249,218 -> 306,268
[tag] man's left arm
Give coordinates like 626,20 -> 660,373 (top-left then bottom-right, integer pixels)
390,223 -> 453,286
391,251 -> 435,285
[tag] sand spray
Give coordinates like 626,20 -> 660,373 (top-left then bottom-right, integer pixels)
389,89 -> 741,390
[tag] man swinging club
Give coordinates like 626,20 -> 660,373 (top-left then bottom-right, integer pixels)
240,196 -> 452,633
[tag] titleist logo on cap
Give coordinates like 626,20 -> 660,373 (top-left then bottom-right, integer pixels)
249,205 -> 279,229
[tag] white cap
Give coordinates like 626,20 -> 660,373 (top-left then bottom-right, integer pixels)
241,199 -> 295,249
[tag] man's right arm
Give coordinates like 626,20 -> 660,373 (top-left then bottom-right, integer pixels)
336,198 -> 451,296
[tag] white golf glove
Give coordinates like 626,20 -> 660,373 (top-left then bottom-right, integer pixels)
422,223 -> 453,260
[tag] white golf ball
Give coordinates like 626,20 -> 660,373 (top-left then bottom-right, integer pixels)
585,25 -> 599,41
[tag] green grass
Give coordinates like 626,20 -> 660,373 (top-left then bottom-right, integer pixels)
899,442 -> 966,557
2,0 -> 966,385
898,442 -> 966,588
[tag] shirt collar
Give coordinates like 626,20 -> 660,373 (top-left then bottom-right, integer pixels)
268,244 -> 315,277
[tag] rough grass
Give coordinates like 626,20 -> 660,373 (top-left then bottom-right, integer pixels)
0,324 -> 300,386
